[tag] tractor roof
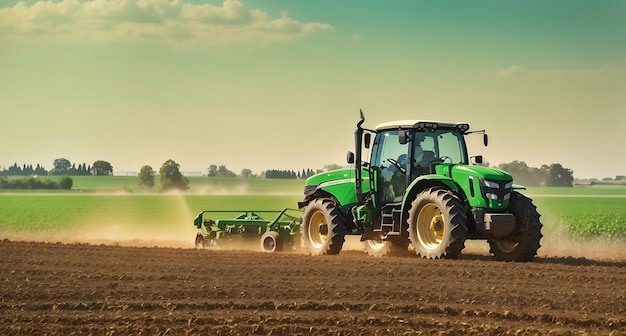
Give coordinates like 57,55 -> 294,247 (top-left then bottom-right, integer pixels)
375,120 -> 470,132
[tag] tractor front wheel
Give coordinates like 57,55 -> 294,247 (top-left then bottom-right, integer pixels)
407,188 -> 467,259
488,191 -> 543,262
363,235 -> 409,257
301,198 -> 345,256
260,231 -> 283,253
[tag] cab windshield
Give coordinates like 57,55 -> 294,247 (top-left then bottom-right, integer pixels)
372,129 -> 468,171
414,130 -> 467,166
370,129 -> 467,203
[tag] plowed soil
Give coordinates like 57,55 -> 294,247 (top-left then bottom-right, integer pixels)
1,239 -> 624,336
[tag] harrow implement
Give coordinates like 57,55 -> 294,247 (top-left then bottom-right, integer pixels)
193,208 -> 302,252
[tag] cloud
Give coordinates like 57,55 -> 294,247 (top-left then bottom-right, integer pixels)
351,33 -> 362,40
497,65 -> 525,78
496,60 -> 626,80
0,0 -> 331,48
541,59 -> 626,79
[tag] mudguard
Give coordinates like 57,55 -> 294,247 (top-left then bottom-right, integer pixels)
400,174 -> 461,225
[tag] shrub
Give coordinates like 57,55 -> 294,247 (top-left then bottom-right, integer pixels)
59,176 -> 73,190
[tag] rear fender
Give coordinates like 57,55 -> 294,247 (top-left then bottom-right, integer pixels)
400,175 -> 461,225
299,168 -> 369,208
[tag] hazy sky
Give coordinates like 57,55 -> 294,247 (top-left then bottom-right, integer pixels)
1,0 -> 625,179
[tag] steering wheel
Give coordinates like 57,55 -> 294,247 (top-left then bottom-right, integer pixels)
440,156 -> 453,163
387,158 -> 406,174
426,156 -> 454,174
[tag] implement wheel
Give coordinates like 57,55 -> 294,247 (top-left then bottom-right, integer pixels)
301,198 -> 345,256
195,234 -> 206,249
488,191 -> 543,262
260,231 -> 283,253
407,188 -> 467,259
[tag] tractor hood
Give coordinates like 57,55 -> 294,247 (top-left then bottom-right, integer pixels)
448,165 -> 513,181
436,164 -> 514,209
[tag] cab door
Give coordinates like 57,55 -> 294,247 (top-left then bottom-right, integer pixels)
370,131 -> 410,205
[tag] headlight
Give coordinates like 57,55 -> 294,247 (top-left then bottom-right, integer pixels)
455,123 -> 470,132
478,178 -> 513,205
482,179 -> 500,188
485,193 -> 499,200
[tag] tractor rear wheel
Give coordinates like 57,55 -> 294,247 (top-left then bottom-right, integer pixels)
488,191 -> 543,262
407,188 -> 467,259
260,231 -> 283,253
301,198 -> 345,256
363,235 -> 409,257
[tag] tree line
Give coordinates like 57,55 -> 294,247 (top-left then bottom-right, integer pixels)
265,169 -> 318,179
135,162 -> 324,192
1,159 -> 320,181
206,165 -> 319,179
0,158 -> 113,176
0,157 -> 579,190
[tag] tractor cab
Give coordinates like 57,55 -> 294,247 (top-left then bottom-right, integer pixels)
366,121 -> 471,205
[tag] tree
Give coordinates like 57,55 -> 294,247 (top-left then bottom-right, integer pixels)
78,163 -> 88,175
240,168 -> 253,178
159,159 -> 189,191
543,163 -> 574,187
91,160 -> 113,176
34,164 -> 48,176
51,158 -> 71,175
7,163 -> 21,175
138,165 -> 155,188
497,160 -> 544,187
217,165 -> 237,177
207,165 -> 218,177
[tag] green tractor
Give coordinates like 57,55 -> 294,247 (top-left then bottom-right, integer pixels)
298,111 -> 543,261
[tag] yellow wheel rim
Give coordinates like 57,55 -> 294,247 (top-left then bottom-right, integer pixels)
365,235 -> 385,251
417,203 -> 445,250
496,240 -> 519,253
308,210 -> 328,248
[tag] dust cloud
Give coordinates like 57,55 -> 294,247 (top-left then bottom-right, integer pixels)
538,225 -> 626,261
191,184 -> 300,196
193,184 -> 250,196
3,193 -> 197,248
3,191 -> 623,261
5,228 -> 624,261
3,219 -> 198,249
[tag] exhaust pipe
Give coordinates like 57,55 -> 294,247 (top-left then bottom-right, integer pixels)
354,109 -> 365,203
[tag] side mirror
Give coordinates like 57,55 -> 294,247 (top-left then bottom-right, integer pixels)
483,133 -> 488,146
347,151 -> 355,164
472,155 -> 483,164
399,131 -> 410,145
364,133 -> 371,149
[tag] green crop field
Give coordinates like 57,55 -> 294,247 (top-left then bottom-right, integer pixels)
534,197 -> 626,239
0,194 -> 303,245
525,186 -> 626,240
0,176 -> 305,245
0,177 -> 625,247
